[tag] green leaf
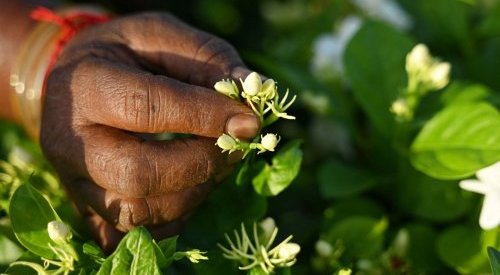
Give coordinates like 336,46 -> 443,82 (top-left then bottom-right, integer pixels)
344,21 -> 413,135
396,170 -> 473,222
252,140 -> 302,196
9,184 -> 60,259
411,103 -> 500,179
156,235 -> 177,267
324,216 -> 388,259
82,241 -> 106,263
318,160 -> 375,199
404,223 -> 443,273
437,225 -> 498,274
97,227 -> 161,275
488,247 -> 500,275
236,160 -> 266,186
414,0 -> 470,44
440,83 -> 491,106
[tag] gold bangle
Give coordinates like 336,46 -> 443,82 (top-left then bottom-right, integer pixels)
9,6 -> 109,141
10,21 -> 59,141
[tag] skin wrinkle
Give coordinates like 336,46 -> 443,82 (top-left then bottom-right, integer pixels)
35,11 -> 259,247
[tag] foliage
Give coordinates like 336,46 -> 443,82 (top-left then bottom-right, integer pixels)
2,0 -> 500,274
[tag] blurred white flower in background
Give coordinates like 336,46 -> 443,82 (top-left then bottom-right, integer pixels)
351,0 -> 412,31
311,16 -> 363,80
459,162 -> 500,230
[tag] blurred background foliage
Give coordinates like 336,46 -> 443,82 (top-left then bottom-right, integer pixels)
2,0 -> 500,274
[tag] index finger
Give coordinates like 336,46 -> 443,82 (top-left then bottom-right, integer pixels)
65,58 -> 260,138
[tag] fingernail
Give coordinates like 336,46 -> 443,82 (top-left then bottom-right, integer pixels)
226,113 -> 259,139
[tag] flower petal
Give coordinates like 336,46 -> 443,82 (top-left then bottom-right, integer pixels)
479,192 -> 500,230
476,161 -> 500,185
459,180 -> 488,194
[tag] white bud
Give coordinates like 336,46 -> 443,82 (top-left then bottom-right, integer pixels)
277,243 -> 300,260
261,133 -> 279,151
216,134 -> 237,151
390,98 -> 409,117
260,217 -> 276,239
259,79 -> 276,100
428,62 -> 451,90
315,240 -> 333,257
47,220 -> 72,244
406,44 -> 431,74
242,72 -> 262,96
214,80 -> 239,98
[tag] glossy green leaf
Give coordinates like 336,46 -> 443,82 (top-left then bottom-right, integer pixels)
82,241 -> 105,264
411,103 -> 500,179
344,21 -> 413,135
9,184 -> 60,259
318,160 -> 375,199
437,225 -> 498,274
252,140 -> 302,196
324,216 -> 388,259
97,227 -> 161,275
488,247 -> 500,275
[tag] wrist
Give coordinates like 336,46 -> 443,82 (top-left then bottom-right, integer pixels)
8,5 -> 110,140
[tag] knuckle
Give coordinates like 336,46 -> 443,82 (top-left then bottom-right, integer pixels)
114,154 -> 152,197
117,199 -> 152,229
121,74 -> 160,131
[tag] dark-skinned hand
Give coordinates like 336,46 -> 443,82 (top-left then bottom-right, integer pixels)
40,12 -> 259,250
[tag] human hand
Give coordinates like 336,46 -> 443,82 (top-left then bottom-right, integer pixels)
39,12 -> 260,250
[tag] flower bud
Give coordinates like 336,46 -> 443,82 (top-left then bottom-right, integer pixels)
185,249 -> 208,263
390,98 -> 410,118
47,220 -> 72,244
214,80 -> 239,99
428,62 -> 450,90
315,240 -> 333,257
259,79 -> 276,100
260,217 -> 276,240
242,72 -> 262,96
406,44 -> 431,74
261,133 -> 279,151
277,243 -> 300,260
216,134 -> 237,151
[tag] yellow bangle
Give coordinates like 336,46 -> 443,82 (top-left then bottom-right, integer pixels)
10,21 -> 59,140
9,6 -> 109,141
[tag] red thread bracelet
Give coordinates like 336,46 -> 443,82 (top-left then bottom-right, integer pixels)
31,6 -> 111,81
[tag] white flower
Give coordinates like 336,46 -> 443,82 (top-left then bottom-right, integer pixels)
311,16 -> 362,79
351,0 -> 412,30
459,161 -> 500,230
241,72 -> 262,96
406,44 -> 432,75
259,79 -> 277,100
214,79 -> 239,99
261,133 -> 280,151
216,134 -> 238,152
315,240 -> 333,257
428,62 -> 451,90
277,243 -> 301,261
47,220 -> 72,244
